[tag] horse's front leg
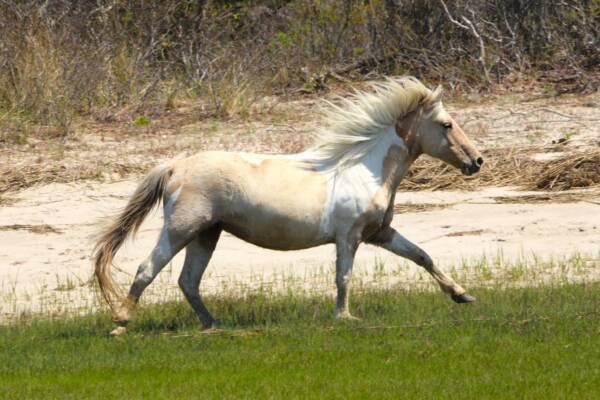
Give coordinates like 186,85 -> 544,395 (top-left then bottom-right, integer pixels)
334,233 -> 361,320
369,227 -> 475,303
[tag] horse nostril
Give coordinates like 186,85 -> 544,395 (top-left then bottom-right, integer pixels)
476,157 -> 484,167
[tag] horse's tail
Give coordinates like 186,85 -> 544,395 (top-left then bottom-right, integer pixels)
94,164 -> 172,312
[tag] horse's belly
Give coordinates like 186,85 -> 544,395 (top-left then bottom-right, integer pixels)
222,210 -> 328,250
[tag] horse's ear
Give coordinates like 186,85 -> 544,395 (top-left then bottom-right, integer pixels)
419,85 -> 444,109
421,85 -> 443,109
431,85 -> 443,103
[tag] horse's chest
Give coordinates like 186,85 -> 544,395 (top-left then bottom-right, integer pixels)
357,191 -> 395,240
362,207 -> 392,238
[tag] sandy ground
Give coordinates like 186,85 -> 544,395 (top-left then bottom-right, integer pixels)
1,180 -> 599,320
1,90 -> 599,320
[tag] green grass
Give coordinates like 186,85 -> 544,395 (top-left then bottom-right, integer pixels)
2,283 -> 600,399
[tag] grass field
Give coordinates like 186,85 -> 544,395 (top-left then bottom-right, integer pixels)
2,282 -> 600,399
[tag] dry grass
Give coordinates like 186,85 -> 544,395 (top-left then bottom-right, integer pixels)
0,161 -> 149,194
393,203 -> 450,214
400,148 -> 533,191
2,147 -> 600,196
394,189 -> 600,215
400,148 -> 600,192
0,195 -> 17,206
535,151 -> 600,191
0,224 -> 62,234
493,191 -> 600,204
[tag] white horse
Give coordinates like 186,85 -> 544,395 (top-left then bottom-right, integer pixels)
95,77 -> 484,335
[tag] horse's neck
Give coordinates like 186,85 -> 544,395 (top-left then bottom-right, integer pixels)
334,127 -> 414,200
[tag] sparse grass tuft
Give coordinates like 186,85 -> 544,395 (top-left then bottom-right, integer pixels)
133,116 -> 151,126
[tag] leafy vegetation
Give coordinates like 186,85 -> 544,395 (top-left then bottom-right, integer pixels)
133,116 -> 151,126
0,0 -> 598,138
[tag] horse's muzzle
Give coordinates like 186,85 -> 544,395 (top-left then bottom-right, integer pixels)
461,157 -> 484,176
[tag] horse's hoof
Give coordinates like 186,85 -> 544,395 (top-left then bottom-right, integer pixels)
335,312 -> 361,321
451,293 -> 476,304
109,326 -> 127,336
201,319 -> 222,331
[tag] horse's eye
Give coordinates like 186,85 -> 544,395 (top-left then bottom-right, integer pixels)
442,122 -> 452,129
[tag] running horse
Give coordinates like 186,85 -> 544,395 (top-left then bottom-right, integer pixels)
95,77 -> 484,335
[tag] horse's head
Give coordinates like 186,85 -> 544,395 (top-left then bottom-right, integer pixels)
398,87 -> 483,176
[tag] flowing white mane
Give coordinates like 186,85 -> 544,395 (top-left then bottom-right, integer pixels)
300,76 -> 439,171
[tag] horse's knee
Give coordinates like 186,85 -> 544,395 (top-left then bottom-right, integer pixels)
336,273 -> 351,288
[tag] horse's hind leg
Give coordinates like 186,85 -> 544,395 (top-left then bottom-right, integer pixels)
111,225 -> 192,335
178,225 -> 222,329
369,227 -> 475,303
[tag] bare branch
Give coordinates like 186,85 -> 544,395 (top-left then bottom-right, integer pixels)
439,0 -> 469,30
439,0 -> 491,84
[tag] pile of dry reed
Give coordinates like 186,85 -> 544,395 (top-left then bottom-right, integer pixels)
0,162 -> 148,194
534,150 -> 600,191
400,148 -> 600,192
